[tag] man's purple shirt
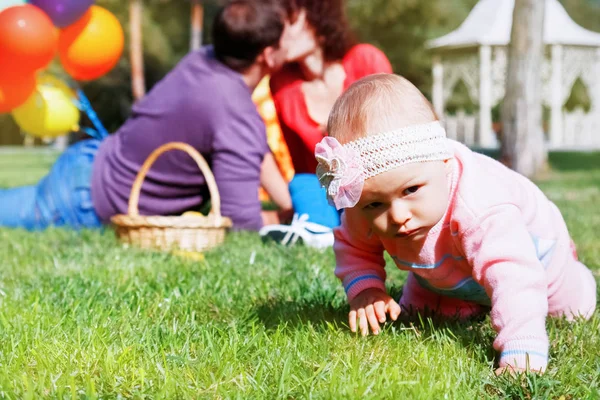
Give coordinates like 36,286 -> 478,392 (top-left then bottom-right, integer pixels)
91,47 -> 269,230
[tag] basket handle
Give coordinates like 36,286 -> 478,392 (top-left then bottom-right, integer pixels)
128,142 -> 222,218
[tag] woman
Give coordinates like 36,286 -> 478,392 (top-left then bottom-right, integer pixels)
259,0 -> 393,247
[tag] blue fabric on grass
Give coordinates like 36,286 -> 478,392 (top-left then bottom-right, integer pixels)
289,173 -> 340,229
0,139 -> 102,230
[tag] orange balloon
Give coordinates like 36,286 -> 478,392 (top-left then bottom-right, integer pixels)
0,5 -> 58,79
58,6 -> 124,81
0,75 -> 36,113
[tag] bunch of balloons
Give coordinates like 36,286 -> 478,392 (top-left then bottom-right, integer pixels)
0,0 -> 124,138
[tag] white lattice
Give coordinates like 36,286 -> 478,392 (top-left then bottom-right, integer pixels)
562,108 -> 600,149
443,53 -> 480,103
489,46 -> 553,107
436,42 -> 600,150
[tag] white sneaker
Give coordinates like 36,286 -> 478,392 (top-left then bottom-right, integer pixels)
259,213 -> 334,249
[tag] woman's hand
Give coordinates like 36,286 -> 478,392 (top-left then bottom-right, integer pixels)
349,288 -> 401,336
284,9 -> 318,63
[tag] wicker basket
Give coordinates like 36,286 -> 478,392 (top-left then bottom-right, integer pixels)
111,142 -> 232,252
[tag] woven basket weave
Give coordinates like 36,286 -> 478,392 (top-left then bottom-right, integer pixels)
111,142 -> 232,252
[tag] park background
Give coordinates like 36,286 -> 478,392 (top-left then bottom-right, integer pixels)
0,0 -> 600,398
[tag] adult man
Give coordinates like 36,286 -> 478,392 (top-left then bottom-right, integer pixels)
0,0 -> 298,231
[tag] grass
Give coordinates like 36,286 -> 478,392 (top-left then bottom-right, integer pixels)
0,149 -> 599,398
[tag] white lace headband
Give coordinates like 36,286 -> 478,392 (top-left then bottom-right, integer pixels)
315,121 -> 453,210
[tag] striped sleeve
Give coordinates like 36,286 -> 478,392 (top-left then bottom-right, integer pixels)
334,211 -> 387,301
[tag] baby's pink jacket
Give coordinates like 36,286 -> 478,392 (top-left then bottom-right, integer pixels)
334,140 -> 596,371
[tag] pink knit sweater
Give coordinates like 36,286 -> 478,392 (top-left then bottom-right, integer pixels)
334,141 -> 596,371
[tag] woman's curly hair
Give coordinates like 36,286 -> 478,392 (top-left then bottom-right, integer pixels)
291,0 -> 356,62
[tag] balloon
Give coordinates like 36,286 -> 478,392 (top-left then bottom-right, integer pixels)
58,6 -> 124,81
0,74 -> 36,113
0,5 -> 58,79
29,0 -> 94,28
11,75 -> 80,138
0,0 -> 25,13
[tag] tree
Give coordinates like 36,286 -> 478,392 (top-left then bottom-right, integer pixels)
190,0 -> 204,52
500,0 -> 546,177
130,0 -> 146,100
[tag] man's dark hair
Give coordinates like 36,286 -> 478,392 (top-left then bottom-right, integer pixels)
212,0 -> 286,72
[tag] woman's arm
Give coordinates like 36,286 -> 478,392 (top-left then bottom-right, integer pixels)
260,152 -> 292,212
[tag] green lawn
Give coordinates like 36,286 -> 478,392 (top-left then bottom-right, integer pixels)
0,149 -> 599,398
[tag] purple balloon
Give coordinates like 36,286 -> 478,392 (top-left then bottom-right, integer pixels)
29,0 -> 94,28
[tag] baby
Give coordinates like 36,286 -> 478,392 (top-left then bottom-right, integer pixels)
315,73 -> 596,374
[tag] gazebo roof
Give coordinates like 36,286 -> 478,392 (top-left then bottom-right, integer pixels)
428,0 -> 600,49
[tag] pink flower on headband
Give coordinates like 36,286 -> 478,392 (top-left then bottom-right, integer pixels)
315,136 -> 364,210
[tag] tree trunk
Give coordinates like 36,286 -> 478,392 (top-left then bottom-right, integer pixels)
190,0 -> 204,52
130,0 -> 146,101
500,0 -> 547,177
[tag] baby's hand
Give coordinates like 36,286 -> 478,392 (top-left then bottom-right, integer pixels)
349,288 -> 401,336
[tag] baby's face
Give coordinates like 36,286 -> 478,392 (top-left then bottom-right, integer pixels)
354,160 -> 451,241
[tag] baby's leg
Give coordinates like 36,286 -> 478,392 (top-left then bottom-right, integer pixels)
400,273 -> 485,319
548,260 -> 596,321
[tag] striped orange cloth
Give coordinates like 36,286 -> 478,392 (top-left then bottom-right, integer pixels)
252,76 -> 294,201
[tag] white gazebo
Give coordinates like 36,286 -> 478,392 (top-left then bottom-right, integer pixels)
428,0 -> 600,149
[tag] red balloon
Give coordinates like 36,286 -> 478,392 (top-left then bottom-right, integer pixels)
0,5 -> 58,79
0,74 -> 36,113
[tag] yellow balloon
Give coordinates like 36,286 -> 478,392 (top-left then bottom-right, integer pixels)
11,76 -> 80,139
38,75 -> 76,96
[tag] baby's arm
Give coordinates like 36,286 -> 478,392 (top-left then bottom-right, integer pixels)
335,212 -> 400,335
459,205 -> 549,373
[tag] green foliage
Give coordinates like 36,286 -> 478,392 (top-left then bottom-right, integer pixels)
492,102 -> 502,123
347,0 -> 478,99
559,0 -> 600,32
0,115 -> 21,146
564,77 -> 593,113
0,149 -> 599,397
